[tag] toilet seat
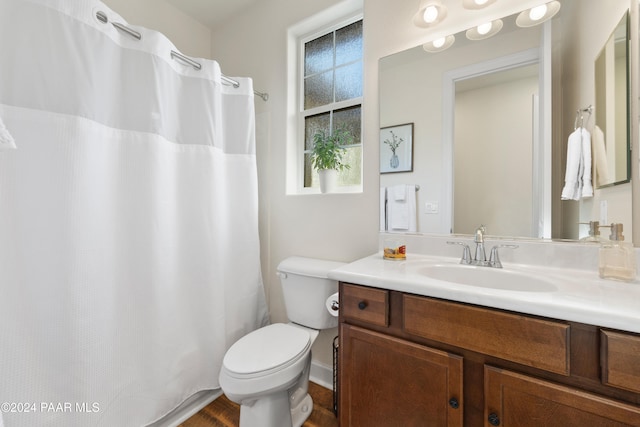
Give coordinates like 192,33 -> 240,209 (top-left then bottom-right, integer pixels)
222,323 -> 311,379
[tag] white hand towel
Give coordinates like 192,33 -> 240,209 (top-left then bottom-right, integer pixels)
388,184 -> 417,232
593,125 -> 609,186
393,184 -> 406,201
0,114 -> 17,151
380,187 -> 387,231
561,129 -> 583,200
390,199 -> 409,230
580,128 -> 593,198
405,184 -> 417,232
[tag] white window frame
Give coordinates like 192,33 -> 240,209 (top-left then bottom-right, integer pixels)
287,6 -> 364,195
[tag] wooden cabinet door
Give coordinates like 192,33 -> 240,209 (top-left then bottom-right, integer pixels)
339,324 -> 463,427
485,366 -> 640,427
601,330 -> 640,393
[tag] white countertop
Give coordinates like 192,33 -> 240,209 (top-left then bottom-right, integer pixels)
328,252 -> 640,334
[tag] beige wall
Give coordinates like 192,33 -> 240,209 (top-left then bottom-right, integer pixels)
379,26 -> 540,234
102,0 -> 212,58
100,0 -> 376,374
100,0 -> 639,371
216,0 -> 637,366
208,0 -> 378,369
555,0 -> 633,239
206,0 -> 558,367
455,75 -> 538,237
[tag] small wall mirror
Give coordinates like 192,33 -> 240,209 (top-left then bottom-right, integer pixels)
594,12 -> 631,188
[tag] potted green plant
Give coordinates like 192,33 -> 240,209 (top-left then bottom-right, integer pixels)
311,127 -> 353,193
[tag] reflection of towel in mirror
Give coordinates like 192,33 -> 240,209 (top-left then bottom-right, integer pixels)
0,113 -> 17,150
561,127 -> 592,200
380,187 -> 387,231
581,128 -> 593,197
592,125 -> 609,186
388,184 -> 417,231
393,184 -> 406,201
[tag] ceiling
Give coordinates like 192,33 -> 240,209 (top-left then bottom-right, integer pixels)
165,0 -> 260,29
165,0 -> 546,31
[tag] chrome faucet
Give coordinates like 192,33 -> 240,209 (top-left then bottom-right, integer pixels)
488,244 -> 519,268
447,225 -> 518,268
473,225 -> 487,265
447,241 -> 472,264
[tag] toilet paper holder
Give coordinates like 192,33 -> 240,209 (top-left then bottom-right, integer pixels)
326,292 -> 339,316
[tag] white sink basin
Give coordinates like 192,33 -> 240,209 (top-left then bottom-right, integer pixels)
419,264 -> 558,292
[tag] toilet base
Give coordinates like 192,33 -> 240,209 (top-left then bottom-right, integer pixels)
239,390 -> 292,427
236,388 -> 314,427
291,392 -> 313,427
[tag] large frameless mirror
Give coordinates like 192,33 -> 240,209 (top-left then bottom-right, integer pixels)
594,12 -> 631,189
379,0 -> 634,242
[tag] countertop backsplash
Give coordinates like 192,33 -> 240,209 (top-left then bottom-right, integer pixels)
379,232 -> 640,277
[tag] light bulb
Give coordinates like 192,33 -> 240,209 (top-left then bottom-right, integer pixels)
423,5 -> 439,23
477,22 -> 492,35
529,4 -> 548,21
432,37 -> 446,48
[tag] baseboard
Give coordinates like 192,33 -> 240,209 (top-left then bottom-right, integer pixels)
147,389 -> 222,427
310,360 -> 334,390
149,361 -> 333,426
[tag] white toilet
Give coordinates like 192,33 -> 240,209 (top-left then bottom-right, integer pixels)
218,256 -> 344,427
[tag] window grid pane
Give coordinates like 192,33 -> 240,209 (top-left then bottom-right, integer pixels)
304,107 -> 361,156
304,71 -> 334,110
305,146 -> 362,189
335,20 -> 363,66
302,19 -> 362,190
335,61 -> 363,102
304,153 -> 314,188
304,33 -> 333,76
303,106 -> 362,189
333,105 -> 361,145
304,113 -> 331,151
303,19 -> 362,111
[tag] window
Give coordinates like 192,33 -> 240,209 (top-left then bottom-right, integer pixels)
300,19 -> 363,191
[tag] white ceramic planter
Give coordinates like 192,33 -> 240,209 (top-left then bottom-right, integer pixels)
318,169 -> 337,193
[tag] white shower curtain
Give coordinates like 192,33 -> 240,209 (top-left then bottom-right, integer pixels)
0,1 -> 269,426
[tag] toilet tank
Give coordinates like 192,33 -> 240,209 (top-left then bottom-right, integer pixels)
277,257 -> 345,330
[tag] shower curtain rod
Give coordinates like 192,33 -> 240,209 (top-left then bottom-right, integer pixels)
169,51 -> 269,102
96,11 -> 269,101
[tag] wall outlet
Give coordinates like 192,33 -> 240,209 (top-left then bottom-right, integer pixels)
425,201 -> 439,214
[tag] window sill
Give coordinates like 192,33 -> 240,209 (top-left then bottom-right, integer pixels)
292,185 -> 363,195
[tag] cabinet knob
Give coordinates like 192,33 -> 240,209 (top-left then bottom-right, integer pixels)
358,301 -> 367,310
448,397 -> 459,409
488,413 -> 500,426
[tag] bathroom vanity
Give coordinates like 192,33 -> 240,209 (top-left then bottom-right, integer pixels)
330,250 -> 640,426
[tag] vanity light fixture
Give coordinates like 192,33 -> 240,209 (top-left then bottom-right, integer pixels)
465,19 -> 503,40
516,1 -> 561,27
413,0 -> 448,28
422,34 -> 455,53
462,0 -> 497,10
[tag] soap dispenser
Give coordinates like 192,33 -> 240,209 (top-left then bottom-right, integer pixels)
579,221 -> 601,242
599,223 -> 637,282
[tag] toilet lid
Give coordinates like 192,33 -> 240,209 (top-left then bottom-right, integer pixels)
223,323 -> 311,375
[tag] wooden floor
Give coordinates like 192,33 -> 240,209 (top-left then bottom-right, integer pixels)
179,382 -> 338,427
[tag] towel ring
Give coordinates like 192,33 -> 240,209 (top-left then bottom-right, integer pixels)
574,105 -> 593,130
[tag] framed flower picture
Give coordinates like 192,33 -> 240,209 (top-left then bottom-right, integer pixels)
380,123 -> 413,173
